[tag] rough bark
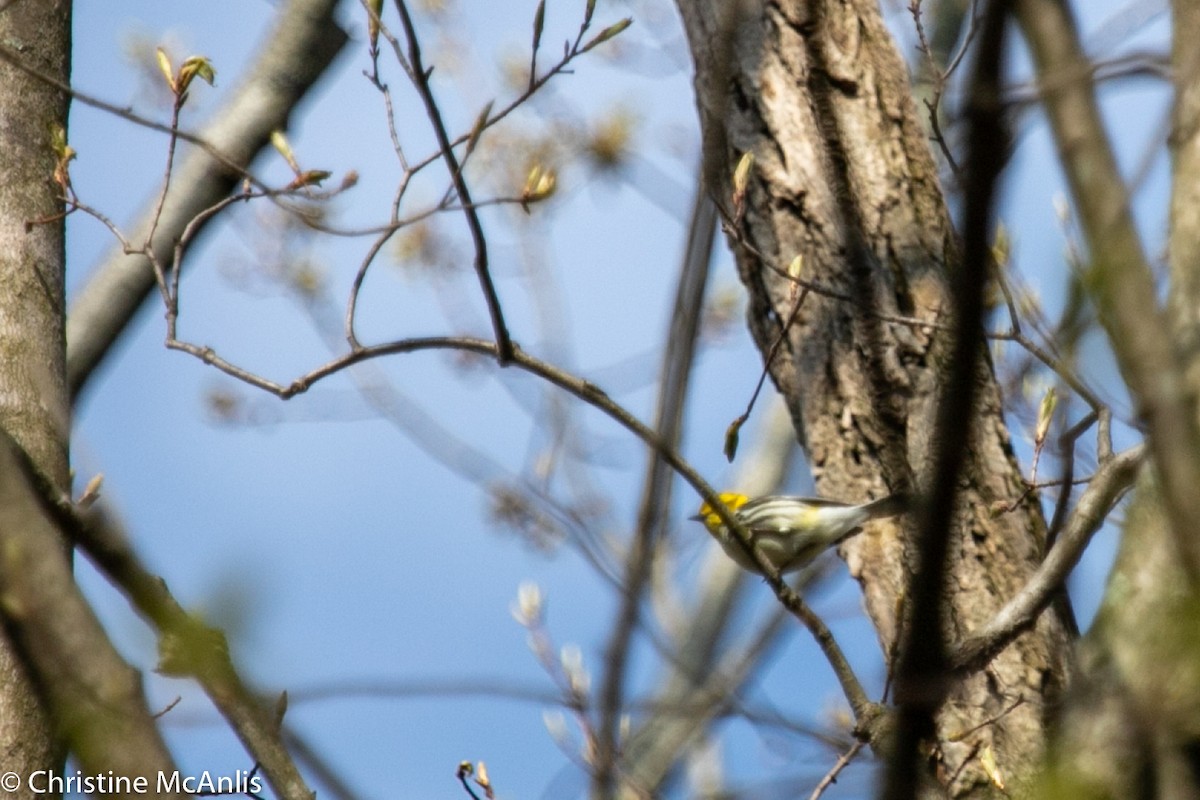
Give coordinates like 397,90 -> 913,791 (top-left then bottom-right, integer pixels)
0,1 -> 73,793
674,0 -> 1073,794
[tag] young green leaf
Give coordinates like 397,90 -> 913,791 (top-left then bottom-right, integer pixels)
177,55 -> 216,94
581,17 -> 631,52
1035,386 -> 1057,446
465,100 -> 494,157
156,47 -> 176,93
270,130 -> 300,172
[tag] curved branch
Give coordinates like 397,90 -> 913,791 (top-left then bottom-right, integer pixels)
166,326 -> 874,719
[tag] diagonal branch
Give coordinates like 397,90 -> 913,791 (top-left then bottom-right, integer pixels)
63,498 -> 316,800
951,444 -> 1143,672
0,433 -> 186,797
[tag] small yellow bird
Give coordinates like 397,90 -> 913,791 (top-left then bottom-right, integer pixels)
691,492 -> 906,574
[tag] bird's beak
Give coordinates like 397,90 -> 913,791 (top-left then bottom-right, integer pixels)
688,513 -> 703,521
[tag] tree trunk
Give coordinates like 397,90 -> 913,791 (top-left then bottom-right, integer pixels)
674,0 -> 1073,794
0,1 -> 73,794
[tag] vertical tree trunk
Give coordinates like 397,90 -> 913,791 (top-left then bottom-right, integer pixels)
674,0 -> 1073,794
0,1 -> 72,795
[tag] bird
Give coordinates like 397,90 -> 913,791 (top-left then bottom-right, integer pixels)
691,492 -> 907,574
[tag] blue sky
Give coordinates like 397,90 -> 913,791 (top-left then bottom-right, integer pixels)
65,0 -> 1167,797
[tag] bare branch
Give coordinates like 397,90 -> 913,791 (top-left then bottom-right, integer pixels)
952,444 -> 1144,671
392,0 -> 513,363
65,0 -> 349,402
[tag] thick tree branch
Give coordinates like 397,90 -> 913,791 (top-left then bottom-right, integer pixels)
0,433 -> 185,797
66,501 -> 315,800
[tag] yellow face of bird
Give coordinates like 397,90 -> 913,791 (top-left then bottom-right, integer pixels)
693,493 -> 750,533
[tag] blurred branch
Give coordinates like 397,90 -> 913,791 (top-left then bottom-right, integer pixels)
1004,50 -> 1171,109
593,173 -> 717,796
62,499 -> 315,800
65,0 -> 349,403
883,0 -> 1011,794
1169,1 -> 1200,441
1014,0 -> 1200,583
284,277 -> 629,582
0,433 -> 186,795
625,401 -> 795,793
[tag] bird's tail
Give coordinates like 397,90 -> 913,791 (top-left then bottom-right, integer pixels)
864,492 -> 909,519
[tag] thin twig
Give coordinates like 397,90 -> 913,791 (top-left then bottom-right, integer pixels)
393,0 -> 513,363
144,96 -> 185,262
808,740 -> 865,800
